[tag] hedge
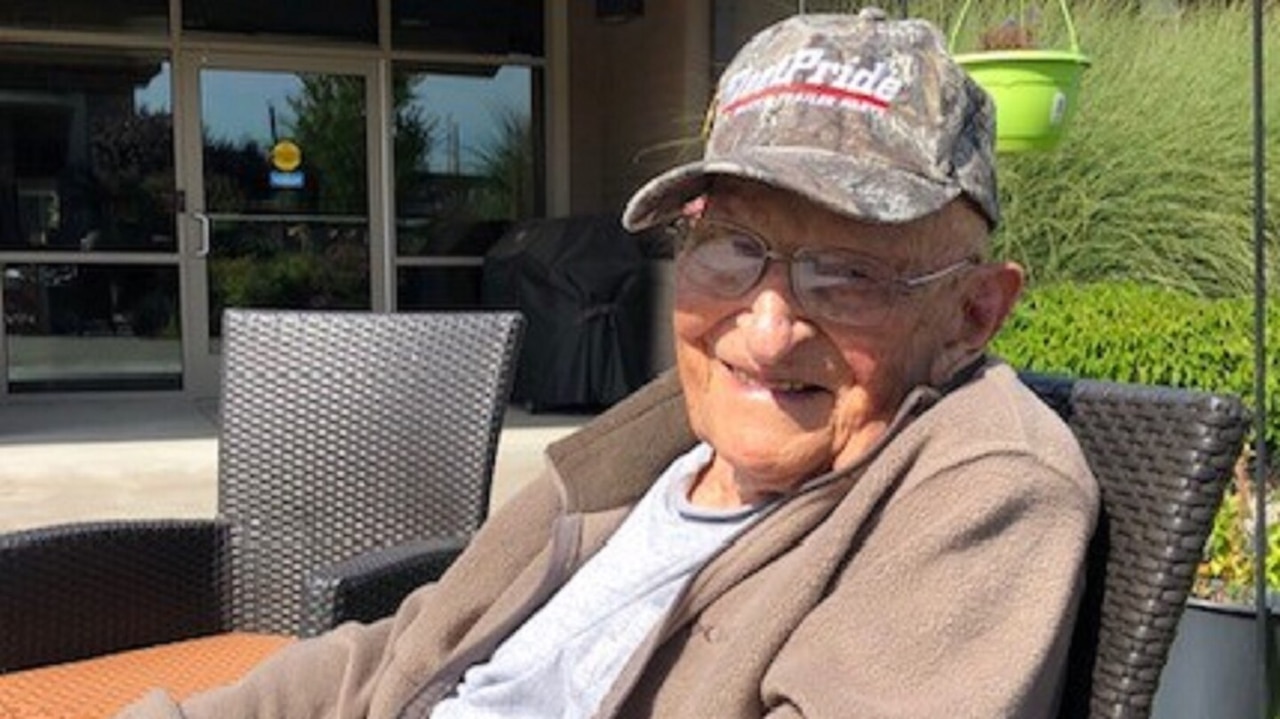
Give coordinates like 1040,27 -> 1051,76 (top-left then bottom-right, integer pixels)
991,281 -> 1279,453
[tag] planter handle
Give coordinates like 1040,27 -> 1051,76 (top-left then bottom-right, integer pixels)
948,0 -> 1082,55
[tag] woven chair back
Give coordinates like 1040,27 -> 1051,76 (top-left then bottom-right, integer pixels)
217,310 -> 524,635
1021,373 -> 1248,719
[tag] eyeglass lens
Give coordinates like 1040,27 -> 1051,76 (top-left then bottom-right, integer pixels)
677,220 -> 941,327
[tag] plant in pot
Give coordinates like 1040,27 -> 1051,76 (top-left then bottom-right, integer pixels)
947,0 -> 1091,153
1194,451 -> 1280,607
1150,446 -> 1280,719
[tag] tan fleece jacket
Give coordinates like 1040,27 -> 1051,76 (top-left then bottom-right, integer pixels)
120,359 -> 1098,719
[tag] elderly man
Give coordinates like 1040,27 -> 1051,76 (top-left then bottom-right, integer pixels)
123,8 -> 1097,718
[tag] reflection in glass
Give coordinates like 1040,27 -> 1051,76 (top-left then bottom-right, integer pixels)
394,64 -> 540,258
202,70 -> 367,216
183,0 -> 375,44
0,0 -> 168,34
392,0 -> 543,55
200,68 -> 371,339
3,263 -> 181,391
0,47 -> 175,252
397,266 -> 483,310
206,220 -> 370,338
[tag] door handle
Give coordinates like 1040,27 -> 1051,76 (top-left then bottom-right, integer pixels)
193,212 -> 210,257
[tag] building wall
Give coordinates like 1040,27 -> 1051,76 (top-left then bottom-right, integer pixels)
557,0 -> 804,378
718,0 -> 798,64
562,0 -> 819,219
566,0 -> 712,217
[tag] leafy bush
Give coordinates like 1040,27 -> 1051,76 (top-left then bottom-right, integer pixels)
1195,468 -> 1280,603
992,281 -> 1278,600
993,281 -> 1278,447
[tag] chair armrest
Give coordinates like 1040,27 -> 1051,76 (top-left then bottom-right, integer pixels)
301,536 -> 468,637
0,519 -> 228,672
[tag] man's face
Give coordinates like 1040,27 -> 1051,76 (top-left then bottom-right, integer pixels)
673,178 -> 988,505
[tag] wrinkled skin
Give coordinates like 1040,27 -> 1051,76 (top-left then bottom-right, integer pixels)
675,178 -> 1024,508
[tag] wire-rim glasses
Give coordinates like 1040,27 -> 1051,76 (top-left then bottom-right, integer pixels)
674,217 -> 978,328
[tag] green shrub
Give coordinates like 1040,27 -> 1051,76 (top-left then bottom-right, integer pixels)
992,280 -> 1279,601
1196,475 -> 1280,603
992,280 -> 1279,449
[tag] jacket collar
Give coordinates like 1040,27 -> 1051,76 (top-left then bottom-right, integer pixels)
542,359 -> 993,514
544,370 -> 694,513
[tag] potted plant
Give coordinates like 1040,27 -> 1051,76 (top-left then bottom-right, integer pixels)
1194,452 -> 1280,606
1150,448 -> 1280,719
947,0 -> 1091,153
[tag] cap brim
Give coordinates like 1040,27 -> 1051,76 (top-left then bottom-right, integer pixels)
621,147 -> 962,232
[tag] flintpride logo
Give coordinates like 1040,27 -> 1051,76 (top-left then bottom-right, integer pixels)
718,47 -> 905,116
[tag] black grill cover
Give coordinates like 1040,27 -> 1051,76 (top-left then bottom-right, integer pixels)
482,214 -> 654,411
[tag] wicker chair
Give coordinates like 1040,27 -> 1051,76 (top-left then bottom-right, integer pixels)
297,372 -> 1250,718
0,309 -> 524,713
1019,374 -> 1248,719
0,360 -> 1247,717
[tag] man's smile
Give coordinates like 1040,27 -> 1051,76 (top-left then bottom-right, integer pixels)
722,360 -> 828,399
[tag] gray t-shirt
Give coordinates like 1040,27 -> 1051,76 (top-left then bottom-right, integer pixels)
431,442 -> 773,718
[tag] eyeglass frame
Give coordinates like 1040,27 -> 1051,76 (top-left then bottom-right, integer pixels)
672,216 -> 980,328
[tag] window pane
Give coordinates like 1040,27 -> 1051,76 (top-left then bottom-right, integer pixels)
202,69 -> 367,216
393,64 -> 540,257
183,0 -> 376,44
0,0 -> 167,34
3,263 -> 181,391
199,67 -> 372,341
393,0 -> 543,55
397,266 -> 483,310
0,47 -> 176,252
207,219 -> 370,340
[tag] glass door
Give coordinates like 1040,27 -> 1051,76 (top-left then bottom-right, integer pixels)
0,46 -> 182,393
177,53 -> 381,395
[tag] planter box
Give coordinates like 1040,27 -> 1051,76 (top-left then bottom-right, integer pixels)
1152,598 -> 1280,719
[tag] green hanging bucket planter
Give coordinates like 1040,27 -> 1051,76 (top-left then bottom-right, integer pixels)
949,0 -> 1091,153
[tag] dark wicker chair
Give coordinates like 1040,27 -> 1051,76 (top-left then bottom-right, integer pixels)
1019,374 -> 1248,719
0,309 -> 525,675
0,361 -> 1248,718
293,372 -> 1250,719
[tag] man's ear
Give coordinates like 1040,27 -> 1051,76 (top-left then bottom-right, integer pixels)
965,261 -> 1025,346
930,262 -> 1025,384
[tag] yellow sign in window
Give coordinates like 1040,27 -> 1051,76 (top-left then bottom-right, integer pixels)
270,140 -> 302,172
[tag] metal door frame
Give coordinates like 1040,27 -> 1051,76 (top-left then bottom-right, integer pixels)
174,49 -> 389,396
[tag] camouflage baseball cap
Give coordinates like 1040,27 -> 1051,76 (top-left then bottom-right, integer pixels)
621,7 -> 1000,232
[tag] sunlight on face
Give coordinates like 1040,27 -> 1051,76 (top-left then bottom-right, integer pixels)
674,178 -> 988,507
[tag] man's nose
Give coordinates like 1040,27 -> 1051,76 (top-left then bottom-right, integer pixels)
741,262 -> 809,362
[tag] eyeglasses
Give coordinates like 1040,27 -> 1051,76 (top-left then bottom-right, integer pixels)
675,218 -> 978,328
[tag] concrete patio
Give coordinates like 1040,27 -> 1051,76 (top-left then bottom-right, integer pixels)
0,396 -> 589,534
